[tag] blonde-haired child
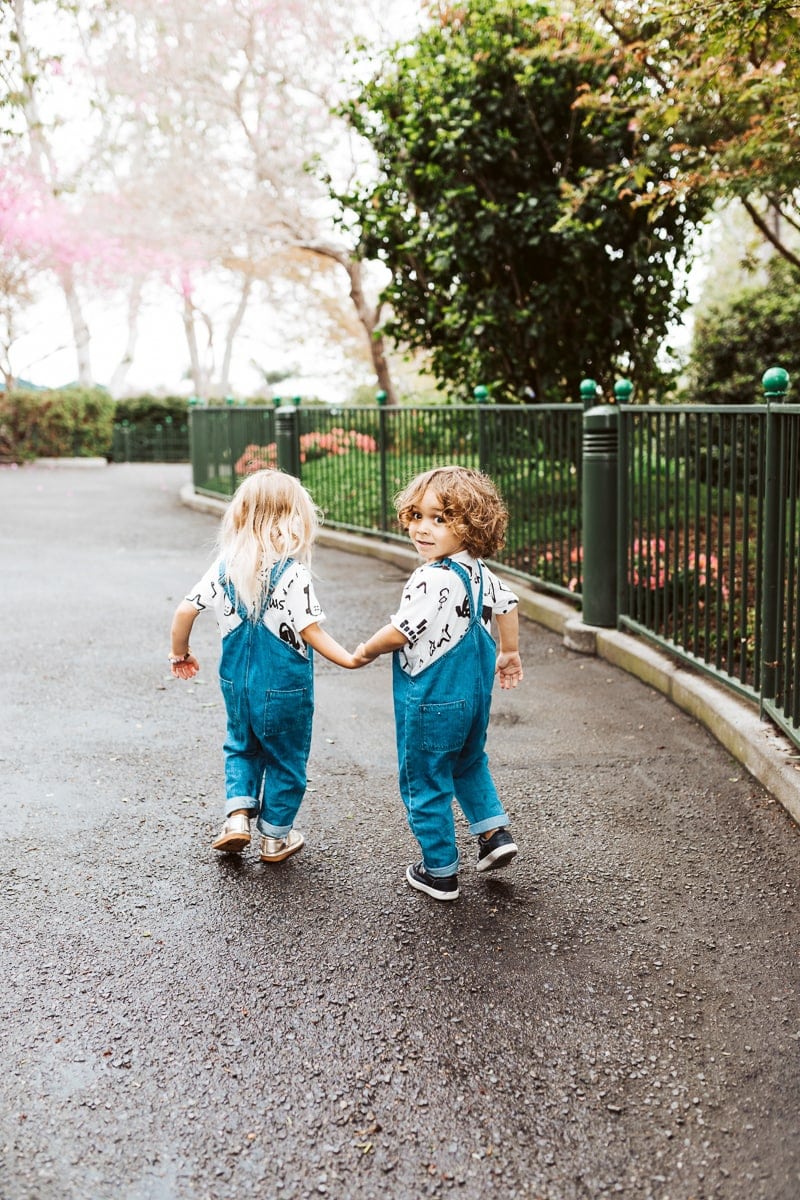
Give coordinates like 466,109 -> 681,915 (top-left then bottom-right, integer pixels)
169,470 -> 356,862
354,465 -> 523,901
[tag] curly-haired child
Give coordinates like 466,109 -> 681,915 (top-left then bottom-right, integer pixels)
354,465 -> 523,901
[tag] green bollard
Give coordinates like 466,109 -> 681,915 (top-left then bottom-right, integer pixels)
581,397 -> 619,627
275,404 -> 301,477
376,390 -> 388,407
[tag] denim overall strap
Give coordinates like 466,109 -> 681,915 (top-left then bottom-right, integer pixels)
437,557 -> 484,634
218,558 -> 293,623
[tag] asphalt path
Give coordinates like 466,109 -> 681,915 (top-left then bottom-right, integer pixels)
1,462 -> 798,1200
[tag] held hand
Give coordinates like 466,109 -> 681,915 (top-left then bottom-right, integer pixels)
495,651 -> 523,690
352,643 -> 374,668
171,655 -> 200,680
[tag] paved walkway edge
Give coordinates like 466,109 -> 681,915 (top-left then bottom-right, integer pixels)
181,484 -> 800,827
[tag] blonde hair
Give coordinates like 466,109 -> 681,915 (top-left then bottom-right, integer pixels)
218,470 -> 320,617
395,465 -> 508,559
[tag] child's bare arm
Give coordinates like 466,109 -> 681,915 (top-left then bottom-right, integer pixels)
170,601 -> 200,679
301,622 -> 359,668
353,623 -> 408,666
495,609 -> 523,690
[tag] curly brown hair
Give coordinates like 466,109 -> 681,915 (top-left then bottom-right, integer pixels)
394,466 -> 508,559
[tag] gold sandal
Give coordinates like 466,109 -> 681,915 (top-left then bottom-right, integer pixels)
260,829 -> 304,863
211,812 -> 251,853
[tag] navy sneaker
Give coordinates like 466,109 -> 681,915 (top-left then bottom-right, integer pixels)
405,861 -> 460,901
476,828 -> 518,873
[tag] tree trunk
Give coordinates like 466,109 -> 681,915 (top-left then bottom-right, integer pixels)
302,241 -> 398,404
15,0 -> 94,387
220,276 -> 253,396
60,263 -> 93,386
109,280 -> 143,396
344,258 -> 397,405
182,295 -> 208,398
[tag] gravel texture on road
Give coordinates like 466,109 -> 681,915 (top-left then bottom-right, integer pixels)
1,463 -> 798,1200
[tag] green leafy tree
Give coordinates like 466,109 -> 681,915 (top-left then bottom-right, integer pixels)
588,0 -> 800,273
685,257 -> 800,404
336,0 -> 709,402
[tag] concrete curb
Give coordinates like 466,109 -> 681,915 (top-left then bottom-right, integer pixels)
180,483 -> 800,826
32,457 -> 109,468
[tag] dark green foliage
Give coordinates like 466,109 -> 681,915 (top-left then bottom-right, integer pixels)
337,0 -> 708,403
0,388 -> 115,462
111,395 -> 191,462
114,394 -> 189,425
685,257 -> 799,404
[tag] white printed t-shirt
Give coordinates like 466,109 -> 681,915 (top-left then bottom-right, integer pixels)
390,550 -> 518,677
185,558 -> 324,658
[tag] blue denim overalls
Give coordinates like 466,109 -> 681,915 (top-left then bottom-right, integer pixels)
218,560 -> 313,838
392,557 -> 509,877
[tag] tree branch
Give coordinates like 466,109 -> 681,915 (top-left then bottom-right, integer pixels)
742,197 -> 800,272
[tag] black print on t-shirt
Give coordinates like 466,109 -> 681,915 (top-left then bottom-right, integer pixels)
438,587 -> 450,609
428,624 -> 452,656
399,617 -> 428,643
268,595 -> 286,611
455,595 -> 470,619
482,605 -> 492,625
303,582 -> 314,616
415,579 -> 428,595
279,623 -> 301,650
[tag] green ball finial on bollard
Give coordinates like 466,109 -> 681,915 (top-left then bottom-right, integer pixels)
272,396 -> 282,409
614,379 -> 633,405
762,367 -> 789,401
292,395 -> 301,407
474,385 -> 489,404
580,379 -> 599,409
376,389 -> 388,407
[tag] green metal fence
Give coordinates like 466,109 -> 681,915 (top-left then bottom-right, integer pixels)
191,402 -> 583,601
618,404 -> 766,700
111,418 -> 190,462
755,395 -> 800,740
188,369 -> 800,750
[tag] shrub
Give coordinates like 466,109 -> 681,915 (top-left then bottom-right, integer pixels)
0,387 -> 115,462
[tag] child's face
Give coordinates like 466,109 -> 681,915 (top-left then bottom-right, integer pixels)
406,487 -> 463,561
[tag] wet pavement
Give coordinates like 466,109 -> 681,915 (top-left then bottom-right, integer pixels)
1,462 -> 798,1200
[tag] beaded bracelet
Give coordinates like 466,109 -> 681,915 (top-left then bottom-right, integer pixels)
168,650 -> 191,664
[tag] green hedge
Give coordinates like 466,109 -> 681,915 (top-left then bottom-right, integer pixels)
0,390 -> 198,463
0,388 -> 116,462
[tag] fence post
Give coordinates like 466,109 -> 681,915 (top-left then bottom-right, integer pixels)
474,384 -> 491,473
376,390 -> 389,533
581,385 -> 619,627
275,403 -> 301,477
761,365 -> 790,706
580,378 -> 599,410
